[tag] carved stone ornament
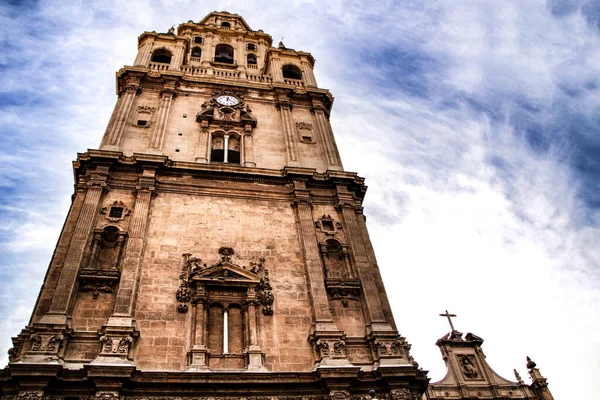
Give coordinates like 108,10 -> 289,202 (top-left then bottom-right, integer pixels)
137,105 -> 155,113
79,268 -> 120,299
95,391 -> 120,400
29,333 -> 64,353
369,335 -> 411,361
17,390 -> 45,400
458,354 -> 480,378
388,389 -> 412,400
99,334 -> 135,355
314,338 -> 346,360
176,251 -> 274,315
100,200 -> 131,222
296,121 -> 313,130
315,214 -> 339,236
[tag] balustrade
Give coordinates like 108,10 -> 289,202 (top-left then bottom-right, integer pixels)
149,62 -> 169,71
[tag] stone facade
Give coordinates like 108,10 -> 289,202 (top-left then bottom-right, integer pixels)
1,11 -> 553,400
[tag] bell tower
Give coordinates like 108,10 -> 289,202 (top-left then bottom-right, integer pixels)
4,11 -> 428,400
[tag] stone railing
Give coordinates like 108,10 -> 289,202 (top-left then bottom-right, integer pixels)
178,65 -> 274,85
149,62 -> 169,71
284,78 -> 305,88
248,64 -> 258,69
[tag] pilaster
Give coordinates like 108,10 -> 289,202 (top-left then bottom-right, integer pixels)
40,165 -> 110,325
108,168 -> 156,325
335,196 -> 388,330
311,99 -> 342,170
102,80 -> 141,151
150,87 -> 176,151
277,92 -> 299,166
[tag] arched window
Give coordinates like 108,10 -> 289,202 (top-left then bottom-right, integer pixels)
211,135 -> 225,162
247,53 -> 257,65
194,36 -> 203,44
221,21 -> 231,28
214,44 -> 234,64
150,48 -> 172,64
191,46 -> 202,58
282,64 -> 302,80
228,136 -> 240,164
211,134 -> 241,164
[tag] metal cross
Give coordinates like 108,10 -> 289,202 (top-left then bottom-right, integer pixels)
439,310 -> 457,331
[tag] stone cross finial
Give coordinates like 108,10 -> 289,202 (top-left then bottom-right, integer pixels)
439,310 -> 457,331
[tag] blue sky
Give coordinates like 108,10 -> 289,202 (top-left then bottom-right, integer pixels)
1,1 -> 599,398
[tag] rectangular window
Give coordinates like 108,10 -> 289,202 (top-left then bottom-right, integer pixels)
109,207 -> 124,219
137,120 -> 147,126
321,220 -> 335,231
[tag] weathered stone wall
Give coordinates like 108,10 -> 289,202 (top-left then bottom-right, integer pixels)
118,92 -> 329,172
132,190 -> 314,371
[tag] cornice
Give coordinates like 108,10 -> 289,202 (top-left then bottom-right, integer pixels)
72,151 -> 368,202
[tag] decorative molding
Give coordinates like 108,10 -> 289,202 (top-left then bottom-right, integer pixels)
176,251 -> 274,315
137,105 -> 155,113
458,354 -> 480,379
99,334 -> 135,355
296,122 -> 313,130
100,200 -> 131,222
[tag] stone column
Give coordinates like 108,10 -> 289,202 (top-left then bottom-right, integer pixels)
223,134 -> 230,163
243,133 -> 255,167
301,60 -> 317,87
201,33 -> 214,64
292,184 -> 336,331
312,101 -> 342,170
172,44 -> 184,70
102,85 -> 139,150
194,126 -> 210,163
85,232 -> 102,268
150,89 -> 175,151
277,95 -> 299,165
134,40 -> 153,66
355,206 -> 396,330
270,56 -> 283,82
244,288 -> 267,371
336,202 -> 388,329
33,189 -> 87,321
108,169 -> 156,326
236,37 -> 245,69
41,167 -> 110,324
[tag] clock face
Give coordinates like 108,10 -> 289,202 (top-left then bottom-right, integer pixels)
216,95 -> 239,106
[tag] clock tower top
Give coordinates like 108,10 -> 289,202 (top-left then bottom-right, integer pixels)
103,11 -> 339,171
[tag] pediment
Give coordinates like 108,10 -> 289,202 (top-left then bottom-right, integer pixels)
190,262 -> 261,284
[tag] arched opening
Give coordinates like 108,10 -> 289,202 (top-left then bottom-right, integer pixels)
211,135 -> 225,162
247,53 -> 257,65
150,48 -> 172,64
221,21 -> 231,28
214,44 -> 234,64
282,64 -> 302,80
208,304 -> 224,354
228,136 -> 240,164
191,46 -> 202,58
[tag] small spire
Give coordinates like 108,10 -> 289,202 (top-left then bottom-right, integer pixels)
526,356 -> 537,369
514,369 -> 524,383
278,38 -> 286,49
